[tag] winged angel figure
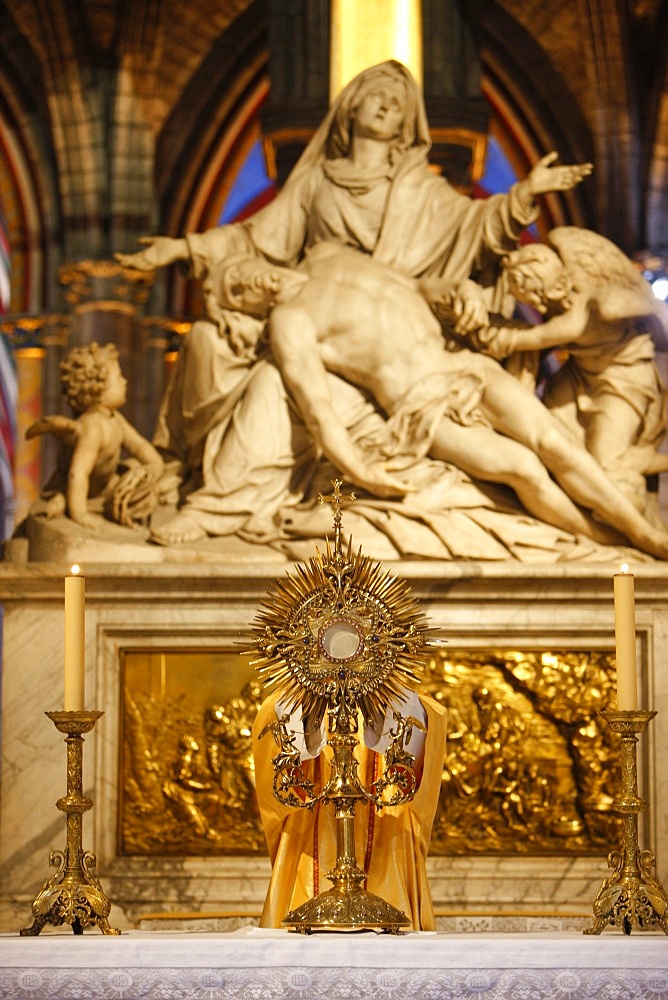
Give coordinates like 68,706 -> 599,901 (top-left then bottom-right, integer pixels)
26,342 -> 164,529
444,226 -> 668,515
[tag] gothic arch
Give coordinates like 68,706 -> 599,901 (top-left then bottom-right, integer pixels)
153,3 -> 269,315
476,8 -> 596,238
480,65 -> 593,239
0,98 -> 51,314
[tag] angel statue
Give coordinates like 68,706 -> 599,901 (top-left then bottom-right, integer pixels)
424,227 -> 668,515
383,710 -> 428,770
26,342 -> 164,529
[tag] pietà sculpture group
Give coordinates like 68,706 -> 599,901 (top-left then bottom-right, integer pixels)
26,60 -> 668,564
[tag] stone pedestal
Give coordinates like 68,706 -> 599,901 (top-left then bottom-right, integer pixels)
1,559 -> 667,931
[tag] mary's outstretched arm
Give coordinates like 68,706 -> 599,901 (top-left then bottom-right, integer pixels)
115,236 -> 189,271
513,152 -> 593,215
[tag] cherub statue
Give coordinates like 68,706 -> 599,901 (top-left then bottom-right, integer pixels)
26,341 -> 164,530
424,228 -> 668,510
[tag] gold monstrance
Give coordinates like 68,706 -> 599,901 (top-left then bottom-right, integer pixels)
250,481 -> 434,933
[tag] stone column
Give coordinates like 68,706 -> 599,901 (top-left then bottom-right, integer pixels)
0,315 -> 71,527
329,0 -> 423,95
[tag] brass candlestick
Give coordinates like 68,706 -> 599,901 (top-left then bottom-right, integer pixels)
20,710 -> 120,936
585,709 -> 668,935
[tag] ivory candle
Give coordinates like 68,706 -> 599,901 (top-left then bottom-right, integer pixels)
64,565 -> 85,711
614,564 -> 638,710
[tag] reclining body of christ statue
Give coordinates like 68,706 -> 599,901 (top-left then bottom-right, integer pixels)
204,243 -> 668,560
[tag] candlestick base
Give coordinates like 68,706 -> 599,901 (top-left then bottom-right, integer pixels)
20,711 -> 120,936
585,710 -> 668,935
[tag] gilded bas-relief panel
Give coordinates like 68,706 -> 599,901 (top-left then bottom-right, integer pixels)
121,650 -> 265,856
423,650 -> 623,855
120,648 -> 623,857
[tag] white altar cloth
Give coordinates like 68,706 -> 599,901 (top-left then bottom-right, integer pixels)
0,928 -> 666,999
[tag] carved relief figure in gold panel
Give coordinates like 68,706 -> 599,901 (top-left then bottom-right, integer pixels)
119,648 -> 622,859
122,677 -> 263,855
162,734 -> 220,841
427,650 -> 622,855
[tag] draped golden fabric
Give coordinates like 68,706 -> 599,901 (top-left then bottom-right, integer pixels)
252,692 -> 447,930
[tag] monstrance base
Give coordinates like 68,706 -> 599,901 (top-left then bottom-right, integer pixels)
282,887 -> 410,934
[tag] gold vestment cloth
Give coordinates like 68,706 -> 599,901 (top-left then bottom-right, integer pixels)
252,692 -> 447,930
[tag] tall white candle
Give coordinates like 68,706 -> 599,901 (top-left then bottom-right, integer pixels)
614,564 -> 637,710
64,565 -> 85,711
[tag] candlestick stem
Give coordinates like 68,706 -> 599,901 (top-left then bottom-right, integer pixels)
20,711 -> 120,936
585,709 -> 668,935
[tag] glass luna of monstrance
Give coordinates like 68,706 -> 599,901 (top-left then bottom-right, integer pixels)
250,480 -> 436,933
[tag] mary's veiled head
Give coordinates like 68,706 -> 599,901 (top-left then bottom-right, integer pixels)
282,60 -> 431,187
325,60 -> 428,161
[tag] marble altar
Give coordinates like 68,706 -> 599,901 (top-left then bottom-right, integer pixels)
2,558 -> 668,933
0,928 -> 666,1000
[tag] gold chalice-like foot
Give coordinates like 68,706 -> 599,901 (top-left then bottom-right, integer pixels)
283,860 -> 410,935
585,846 -> 668,936
21,849 -> 120,936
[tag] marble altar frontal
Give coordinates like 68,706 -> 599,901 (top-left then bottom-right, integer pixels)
0,929 -> 666,999
2,557 -> 668,932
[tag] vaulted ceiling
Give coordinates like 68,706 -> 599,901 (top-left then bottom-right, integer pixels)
0,0 -> 666,314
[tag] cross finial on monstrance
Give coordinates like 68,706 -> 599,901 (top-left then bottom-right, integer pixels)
317,479 -> 355,558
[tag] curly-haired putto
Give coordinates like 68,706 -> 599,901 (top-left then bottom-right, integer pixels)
60,342 -> 120,414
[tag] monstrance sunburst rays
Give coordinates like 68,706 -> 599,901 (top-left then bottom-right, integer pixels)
249,491 -> 434,731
